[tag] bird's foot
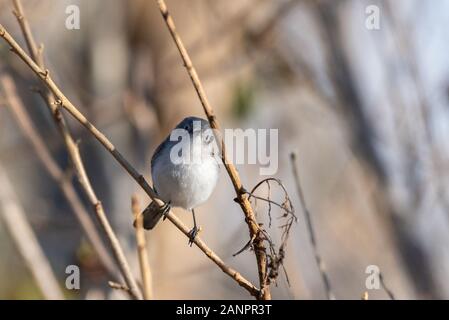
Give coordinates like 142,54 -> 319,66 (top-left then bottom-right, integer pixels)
160,201 -> 171,221
188,225 -> 201,247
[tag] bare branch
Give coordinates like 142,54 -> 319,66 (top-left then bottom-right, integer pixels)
290,151 -> 335,300
154,0 -> 270,300
0,164 -> 64,300
379,271 -> 395,300
0,74 -> 119,282
131,195 -> 153,300
6,1 -> 142,300
245,177 -> 297,287
108,281 -> 130,293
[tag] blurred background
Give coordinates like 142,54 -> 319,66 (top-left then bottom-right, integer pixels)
0,0 -> 448,299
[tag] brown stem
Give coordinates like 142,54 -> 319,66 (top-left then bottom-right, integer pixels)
0,24 -> 260,299
108,281 -> 130,293
0,74 -> 119,281
154,0 -> 270,300
379,271 -> 395,300
0,164 -> 64,300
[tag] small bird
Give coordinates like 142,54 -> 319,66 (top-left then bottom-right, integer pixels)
137,117 -> 219,245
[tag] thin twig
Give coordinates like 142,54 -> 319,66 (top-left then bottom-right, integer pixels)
379,271 -> 395,300
0,164 -> 64,300
12,0 -> 42,65
7,1 -> 142,300
0,24 -> 260,298
245,177 -> 297,287
154,0 -> 270,300
0,74 -> 119,283
290,151 -> 335,300
108,281 -> 130,293
132,195 -> 153,300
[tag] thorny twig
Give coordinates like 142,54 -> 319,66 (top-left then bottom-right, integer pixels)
290,151 -> 335,299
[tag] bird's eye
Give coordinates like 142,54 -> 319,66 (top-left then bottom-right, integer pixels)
184,125 -> 190,131
204,134 -> 213,144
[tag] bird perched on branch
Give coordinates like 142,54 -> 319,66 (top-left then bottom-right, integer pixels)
135,117 -> 219,246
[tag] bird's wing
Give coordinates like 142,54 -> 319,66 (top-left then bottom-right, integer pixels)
150,135 -> 170,173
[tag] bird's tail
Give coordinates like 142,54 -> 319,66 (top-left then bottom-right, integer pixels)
133,201 -> 164,230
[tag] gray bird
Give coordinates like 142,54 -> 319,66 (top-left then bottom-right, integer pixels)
137,117 -> 219,245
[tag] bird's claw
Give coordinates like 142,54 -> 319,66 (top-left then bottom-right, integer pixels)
160,201 -> 171,220
188,226 -> 200,247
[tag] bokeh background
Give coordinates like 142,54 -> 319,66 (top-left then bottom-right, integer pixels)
1,0 -> 449,299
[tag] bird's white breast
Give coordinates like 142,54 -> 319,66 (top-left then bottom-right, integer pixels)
152,138 -> 219,210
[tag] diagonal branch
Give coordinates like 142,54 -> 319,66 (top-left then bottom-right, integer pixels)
0,74 -> 119,281
7,0 -> 142,300
154,0 -> 270,300
11,0 -> 42,65
379,271 -> 395,300
0,24 -> 260,299
290,152 -> 334,299
131,195 -> 154,300
1,74 -> 141,300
